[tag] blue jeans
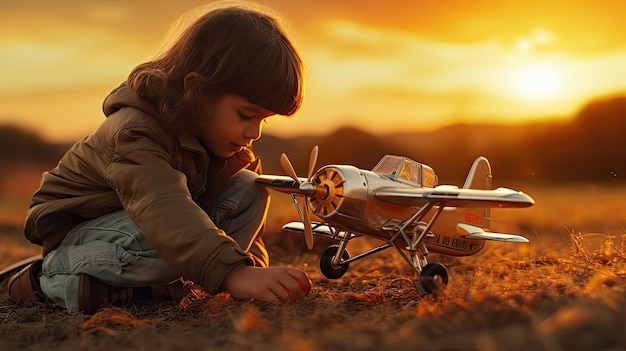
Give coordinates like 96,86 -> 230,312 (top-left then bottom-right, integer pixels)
39,170 -> 269,313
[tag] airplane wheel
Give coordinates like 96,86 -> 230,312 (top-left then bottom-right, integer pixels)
319,245 -> 350,279
419,262 -> 449,294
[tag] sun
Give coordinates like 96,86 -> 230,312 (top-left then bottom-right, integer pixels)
515,66 -> 561,99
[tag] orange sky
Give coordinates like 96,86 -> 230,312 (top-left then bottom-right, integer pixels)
1,0 -> 626,142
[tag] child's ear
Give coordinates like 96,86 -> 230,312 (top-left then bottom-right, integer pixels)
183,72 -> 203,93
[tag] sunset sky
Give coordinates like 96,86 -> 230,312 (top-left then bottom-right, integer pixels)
1,0 -> 626,142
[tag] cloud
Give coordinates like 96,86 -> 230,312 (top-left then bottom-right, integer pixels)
83,3 -> 132,23
292,19 -> 626,135
2,0 -> 626,140
306,21 -> 508,99
0,15 -> 152,94
0,38 -> 139,94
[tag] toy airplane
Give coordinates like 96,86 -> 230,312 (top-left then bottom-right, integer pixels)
256,146 -> 535,295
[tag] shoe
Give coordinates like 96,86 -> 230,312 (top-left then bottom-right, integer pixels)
0,255 -> 43,283
77,275 -> 192,314
150,279 -> 190,302
78,274 -> 134,314
7,259 -> 44,304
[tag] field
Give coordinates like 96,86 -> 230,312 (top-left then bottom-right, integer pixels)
1,183 -> 626,350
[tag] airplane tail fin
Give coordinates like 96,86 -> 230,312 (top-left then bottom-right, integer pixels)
461,156 -> 492,229
463,156 -> 492,190
429,157 -> 492,256
429,157 -> 528,256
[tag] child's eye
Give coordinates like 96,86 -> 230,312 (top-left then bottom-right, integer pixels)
239,112 -> 252,121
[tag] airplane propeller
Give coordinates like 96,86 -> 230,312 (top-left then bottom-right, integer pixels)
280,145 -> 319,250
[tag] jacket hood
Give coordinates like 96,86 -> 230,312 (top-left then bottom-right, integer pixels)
101,82 -> 259,173
102,83 -> 159,118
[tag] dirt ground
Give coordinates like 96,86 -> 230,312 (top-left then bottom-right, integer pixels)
2,217 -> 626,351
1,184 -> 626,350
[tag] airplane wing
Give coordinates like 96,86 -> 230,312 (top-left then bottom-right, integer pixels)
255,175 -> 308,194
375,186 -> 534,208
456,223 -> 529,243
282,221 -> 354,239
284,221 -> 527,243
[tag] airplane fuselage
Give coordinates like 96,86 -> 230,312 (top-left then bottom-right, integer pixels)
309,165 -> 485,256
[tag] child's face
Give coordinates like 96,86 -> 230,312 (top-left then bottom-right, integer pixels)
196,93 -> 274,158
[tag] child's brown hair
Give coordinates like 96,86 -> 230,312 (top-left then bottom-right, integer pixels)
127,4 -> 303,131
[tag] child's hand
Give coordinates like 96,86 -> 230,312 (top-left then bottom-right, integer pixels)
222,266 -> 312,302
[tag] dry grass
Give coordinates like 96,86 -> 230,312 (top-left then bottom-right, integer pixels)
2,186 -> 626,350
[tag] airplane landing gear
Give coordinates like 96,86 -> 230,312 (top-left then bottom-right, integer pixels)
319,245 -> 350,279
416,262 -> 449,295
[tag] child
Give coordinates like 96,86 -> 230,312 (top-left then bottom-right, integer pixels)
7,3 -> 312,314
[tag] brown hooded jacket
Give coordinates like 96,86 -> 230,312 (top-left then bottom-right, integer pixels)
24,84 -> 266,294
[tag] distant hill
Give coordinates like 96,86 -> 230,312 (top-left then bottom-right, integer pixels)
254,95 -> 626,185
1,95 -> 625,185
0,125 -> 70,168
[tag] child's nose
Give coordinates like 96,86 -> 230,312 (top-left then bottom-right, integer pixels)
244,122 -> 262,141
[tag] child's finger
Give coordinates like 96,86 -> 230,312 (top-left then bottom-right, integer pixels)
287,270 -> 311,294
276,279 -> 302,299
296,277 -> 311,294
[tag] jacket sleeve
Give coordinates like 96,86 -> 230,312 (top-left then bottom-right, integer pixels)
103,125 -> 252,294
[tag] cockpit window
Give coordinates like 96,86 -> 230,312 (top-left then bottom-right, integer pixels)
372,155 -> 437,187
371,155 -> 403,178
397,161 -> 420,184
422,167 -> 437,187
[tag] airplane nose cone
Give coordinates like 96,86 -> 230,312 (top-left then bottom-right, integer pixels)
299,182 -> 317,197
